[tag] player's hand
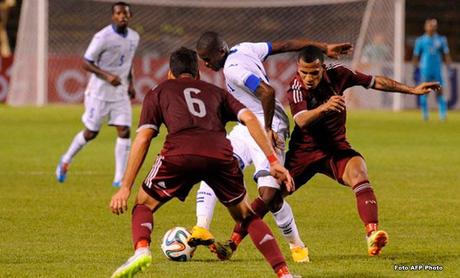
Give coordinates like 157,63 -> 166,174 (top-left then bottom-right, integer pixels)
326,43 -> 353,59
269,162 -> 295,193
320,95 -> 346,113
107,74 -> 122,86
267,129 -> 284,154
110,186 -> 131,215
412,82 -> 441,95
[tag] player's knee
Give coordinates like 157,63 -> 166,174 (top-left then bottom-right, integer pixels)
83,129 -> 98,141
268,192 -> 283,212
117,126 -> 130,138
258,187 -> 282,212
349,169 -> 369,186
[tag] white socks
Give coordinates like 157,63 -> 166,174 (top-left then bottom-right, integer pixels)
196,181 -> 217,229
62,131 -> 87,163
114,137 -> 131,182
272,201 -> 305,249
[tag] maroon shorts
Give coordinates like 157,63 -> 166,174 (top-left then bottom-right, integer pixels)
142,154 -> 246,207
286,148 -> 362,190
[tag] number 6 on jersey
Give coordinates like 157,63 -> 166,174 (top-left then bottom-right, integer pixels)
183,88 -> 207,118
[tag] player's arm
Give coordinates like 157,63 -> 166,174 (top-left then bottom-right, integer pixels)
293,96 -> 346,128
444,53 -> 453,66
83,59 -> 121,86
372,76 -> 441,95
255,81 -> 285,150
238,109 -> 294,192
110,128 -> 156,215
271,39 -> 352,59
255,81 -> 275,130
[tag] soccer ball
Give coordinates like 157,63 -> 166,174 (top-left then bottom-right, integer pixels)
160,227 -> 196,262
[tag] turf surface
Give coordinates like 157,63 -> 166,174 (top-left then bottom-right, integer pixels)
1,105 -> 459,277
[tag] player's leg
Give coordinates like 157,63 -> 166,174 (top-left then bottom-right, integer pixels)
206,158 -> 294,277
340,155 -> 388,256
56,96 -> 103,183
112,155 -> 193,278
111,187 -> 161,278
419,73 -> 430,121
196,181 -> 217,230
434,72 -> 447,121
223,128 -> 308,262
250,131 -> 307,261
227,195 -> 295,278
113,125 -> 131,187
191,127 -> 251,246
110,100 -> 133,187
189,181 -> 218,246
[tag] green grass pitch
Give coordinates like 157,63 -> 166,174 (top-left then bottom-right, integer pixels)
1,105 -> 459,277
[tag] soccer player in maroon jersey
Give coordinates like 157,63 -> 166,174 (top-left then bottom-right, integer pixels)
109,47 -> 296,278
219,45 -> 440,258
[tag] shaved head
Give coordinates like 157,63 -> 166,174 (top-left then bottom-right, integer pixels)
196,31 -> 226,52
196,31 -> 229,71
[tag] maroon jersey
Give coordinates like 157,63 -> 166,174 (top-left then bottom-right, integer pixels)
138,77 -> 246,160
286,64 -> 374,163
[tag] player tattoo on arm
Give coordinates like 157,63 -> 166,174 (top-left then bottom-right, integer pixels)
373,76 -> 414,94
373,76 -> 441,95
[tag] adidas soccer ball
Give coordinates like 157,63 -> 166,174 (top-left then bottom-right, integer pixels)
161,227 -> 196,262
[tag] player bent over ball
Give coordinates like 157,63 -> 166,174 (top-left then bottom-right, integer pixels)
215,46 -> 441,259
110,47 -> 297,278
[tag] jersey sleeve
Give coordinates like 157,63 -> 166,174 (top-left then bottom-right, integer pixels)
249,42 -> 273,61
83,34 -> 105,63
286,79 -> 308,120
413,38 -> 422,57
224,64 -> 261,94
338,65 -> 374,89
441,36 -> 450,54
221,89 -> 247,122
137,87 -> 163,133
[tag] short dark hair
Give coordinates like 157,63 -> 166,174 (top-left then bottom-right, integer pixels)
298,46 -> 324,63
196,31 -> 222,51
170,47 -> 199,78
112,1 -> 130,13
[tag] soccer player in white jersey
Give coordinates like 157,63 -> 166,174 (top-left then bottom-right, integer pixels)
190,31 -> 352,262
55,2 -> 139,187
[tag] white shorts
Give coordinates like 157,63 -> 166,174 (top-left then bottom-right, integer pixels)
228,124 -> 286,189
82,95 -> 132,132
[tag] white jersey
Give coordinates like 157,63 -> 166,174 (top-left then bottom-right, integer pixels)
84,25 -> 140,101
223,42 -> 289,132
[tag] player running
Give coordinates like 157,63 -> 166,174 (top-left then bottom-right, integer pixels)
219,46 -> 441,258
110,47 -> 296,278
55,2 -> 139,187
190,31 -> 352,263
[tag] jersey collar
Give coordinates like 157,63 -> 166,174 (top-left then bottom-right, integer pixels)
111,24 -> 128,38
